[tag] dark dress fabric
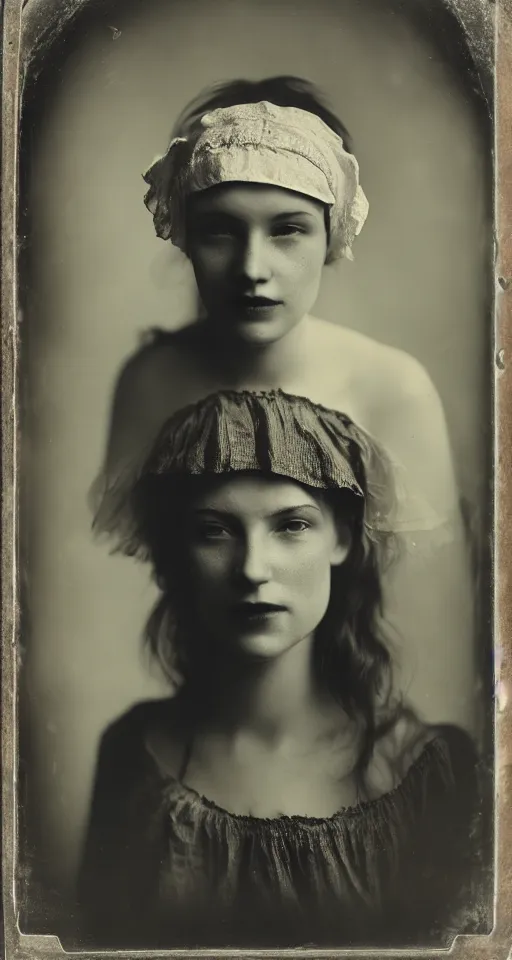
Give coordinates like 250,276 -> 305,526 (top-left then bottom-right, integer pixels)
77,699 -> 485,950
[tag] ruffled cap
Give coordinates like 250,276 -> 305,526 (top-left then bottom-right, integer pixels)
144,389 -> 364,496
92,389 -> 398,562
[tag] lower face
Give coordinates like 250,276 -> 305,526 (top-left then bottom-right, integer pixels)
177,474 -> 349,662
185,183 -> 328,347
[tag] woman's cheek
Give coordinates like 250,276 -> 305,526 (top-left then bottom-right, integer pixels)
281,552 -> 332,634
194,249 -> 231,286
279,543 -> 332,594
189,547 -> 231,590
285,235 -> 326,269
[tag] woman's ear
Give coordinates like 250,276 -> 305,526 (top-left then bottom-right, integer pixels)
330,521 -> 352,566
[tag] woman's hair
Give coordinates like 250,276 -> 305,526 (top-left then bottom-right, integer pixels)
313,487 -> 398,772
133,470 -> 401,778
172,76 -> 353,152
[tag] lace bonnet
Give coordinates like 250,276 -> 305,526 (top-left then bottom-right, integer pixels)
142,101 -> 369,262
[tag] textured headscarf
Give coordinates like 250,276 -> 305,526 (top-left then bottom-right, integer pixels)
96,390 -> 397,562
143,101 -> 369,262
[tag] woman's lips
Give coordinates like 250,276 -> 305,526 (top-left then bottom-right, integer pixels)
231,601 -> 287,621
233,295 -> 283,313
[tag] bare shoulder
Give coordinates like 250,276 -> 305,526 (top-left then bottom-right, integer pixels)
99,322 -> 216,478
314,318 -> 433,394
307,317 -> 438,430
115,323 -> 208,403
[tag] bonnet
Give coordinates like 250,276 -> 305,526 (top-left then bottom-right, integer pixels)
143,101 -> 369,262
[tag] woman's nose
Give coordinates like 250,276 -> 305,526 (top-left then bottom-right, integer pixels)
237,535 -> 271,586
239,232 -> 271,284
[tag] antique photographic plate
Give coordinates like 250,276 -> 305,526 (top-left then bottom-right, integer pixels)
2,0 -> 511,956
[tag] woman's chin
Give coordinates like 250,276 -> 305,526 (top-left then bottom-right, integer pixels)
211,312 -> 301,346
232,631 -> 300,660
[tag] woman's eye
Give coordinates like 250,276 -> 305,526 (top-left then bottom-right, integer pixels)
196,523 -> 231,541
272,223 -> 306,238
196,219 -> 237,239
201,231 -> 235,245
205,227 -> 234,237
278,519 -> 311,534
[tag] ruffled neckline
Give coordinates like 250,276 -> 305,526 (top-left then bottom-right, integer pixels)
146,731 -> 450,830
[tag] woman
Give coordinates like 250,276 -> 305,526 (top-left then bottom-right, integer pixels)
92,76 -> 477,734
80,389 -> 481,950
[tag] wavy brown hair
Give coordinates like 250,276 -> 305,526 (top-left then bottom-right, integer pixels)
132,462 -> 402,777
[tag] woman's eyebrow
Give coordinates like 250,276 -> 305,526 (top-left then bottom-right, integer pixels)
270,504 -> 322,517
193,210 -> 239,222
192,504 -> 322,518
272,211 -> 317,222
192,210 -> 317,226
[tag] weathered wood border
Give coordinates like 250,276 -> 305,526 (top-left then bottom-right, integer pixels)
2,0 -> 509,956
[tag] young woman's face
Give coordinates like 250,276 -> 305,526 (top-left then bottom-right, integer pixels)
186,184 -> 328,346
181,474 -> 350,661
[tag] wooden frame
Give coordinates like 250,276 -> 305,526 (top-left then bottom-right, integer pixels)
2,0 -> 509,956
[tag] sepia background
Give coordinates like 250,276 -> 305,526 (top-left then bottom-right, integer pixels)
18,0 -> 493,921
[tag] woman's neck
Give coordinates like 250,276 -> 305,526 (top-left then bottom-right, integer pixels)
204,315 -> 312,391
191,636 -> 347,748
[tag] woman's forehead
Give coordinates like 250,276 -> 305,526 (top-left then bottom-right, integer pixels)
189,182 -> 325,219
189,473 -> 323,514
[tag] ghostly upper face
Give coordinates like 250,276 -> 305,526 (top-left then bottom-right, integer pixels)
186,183 -> 328,346
178,473 -> 350,662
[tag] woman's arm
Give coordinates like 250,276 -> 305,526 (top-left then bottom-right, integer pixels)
385,726 -> 488,945
77,705 -> 165,946
77,719 -> 139,942
375,357 -> 479,735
